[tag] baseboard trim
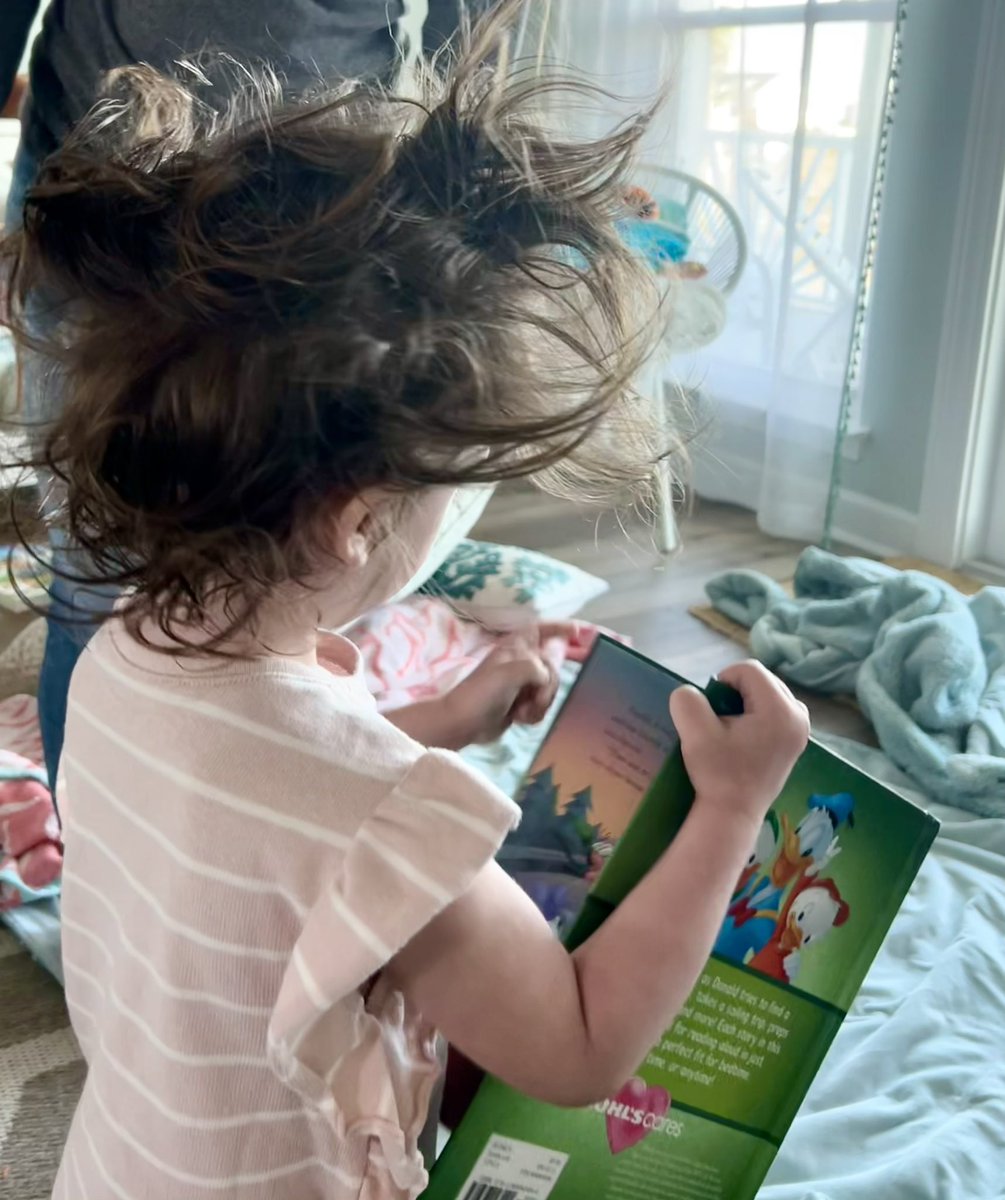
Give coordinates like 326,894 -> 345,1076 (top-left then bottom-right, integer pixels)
961,558 -> 1005,587
830,492 -> 919,557
693,452 -> 761,514
694,448 -> 918,557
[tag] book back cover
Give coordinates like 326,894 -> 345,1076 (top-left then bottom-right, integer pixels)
426,639 -> 938,1200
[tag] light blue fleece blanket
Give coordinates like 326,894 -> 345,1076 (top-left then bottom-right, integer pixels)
706,547 -> 1005,816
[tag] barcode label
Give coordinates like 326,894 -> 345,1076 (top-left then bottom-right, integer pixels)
461,1186 -> 518,1200
454,1135 -> 568,1200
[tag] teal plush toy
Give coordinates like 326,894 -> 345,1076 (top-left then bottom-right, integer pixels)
616,216 -> 690,268
616,188 -> 692,270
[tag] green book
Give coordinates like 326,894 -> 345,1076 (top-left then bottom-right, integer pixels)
425,636 -> 938,1200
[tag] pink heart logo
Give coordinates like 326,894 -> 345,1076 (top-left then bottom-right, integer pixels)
604,1077 -> 672,1155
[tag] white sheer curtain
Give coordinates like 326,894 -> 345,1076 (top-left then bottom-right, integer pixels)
536,0 -> 896,541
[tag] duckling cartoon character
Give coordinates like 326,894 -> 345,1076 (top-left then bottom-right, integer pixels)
713,793 -> 854,966
748,877 -> 850,983
730,813 -> 780,906
709,816 -> 778,964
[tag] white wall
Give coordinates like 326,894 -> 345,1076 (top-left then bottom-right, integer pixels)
833,0 -> 986,551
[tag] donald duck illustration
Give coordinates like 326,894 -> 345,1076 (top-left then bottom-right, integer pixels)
713,792 -> 854,968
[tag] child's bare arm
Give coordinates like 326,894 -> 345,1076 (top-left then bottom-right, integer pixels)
386,662 -> 809,1107
388,802 -> 763,1105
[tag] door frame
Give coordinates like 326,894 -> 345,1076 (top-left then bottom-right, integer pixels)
915,0 -> 1005,571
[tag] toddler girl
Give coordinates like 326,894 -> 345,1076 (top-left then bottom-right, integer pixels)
4,7 -> 809,1197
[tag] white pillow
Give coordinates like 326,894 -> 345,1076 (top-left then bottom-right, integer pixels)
421,539 -> 608,626
386,485 -> 495,605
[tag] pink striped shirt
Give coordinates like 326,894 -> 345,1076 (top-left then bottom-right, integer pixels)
55,622 -> 519,1199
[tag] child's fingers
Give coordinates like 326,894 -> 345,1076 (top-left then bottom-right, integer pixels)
495,650 -> 550,694
540,635 -> 568,677
511,698 -> 543,725
716,661 -> 793,714
512,697 -> 551,726
535,620 -> 587,664
668,685 -> 721,743
534,620 -> 582,645
510,648 -> 561,725
490,631 -> 536,657
525,627 -> 566,696
561,621 -> 628,663
539,620 -> 584,664
517,675 -> 559,724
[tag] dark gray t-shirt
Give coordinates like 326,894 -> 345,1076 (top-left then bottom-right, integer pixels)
20,0 -> 472,160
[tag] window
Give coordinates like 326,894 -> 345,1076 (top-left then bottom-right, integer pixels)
538,0 -> 898,536
661,1 -> 894,424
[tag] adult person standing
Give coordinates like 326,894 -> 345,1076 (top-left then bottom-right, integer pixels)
1,0 -> 482,787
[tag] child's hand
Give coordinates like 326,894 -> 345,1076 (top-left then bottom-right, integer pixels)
669,661 -> 809,829
445,622 -> 576,745
560,621 -> 629,663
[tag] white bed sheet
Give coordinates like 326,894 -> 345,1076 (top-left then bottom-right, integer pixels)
760,738 -> 1005,1199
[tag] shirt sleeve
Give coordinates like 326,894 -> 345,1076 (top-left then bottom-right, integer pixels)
1,0 -> 39,110
267,747 -> 519,1194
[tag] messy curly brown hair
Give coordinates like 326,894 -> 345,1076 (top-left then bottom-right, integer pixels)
3,0 -> 669,649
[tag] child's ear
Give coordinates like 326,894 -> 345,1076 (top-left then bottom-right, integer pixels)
330,495 -> 376,568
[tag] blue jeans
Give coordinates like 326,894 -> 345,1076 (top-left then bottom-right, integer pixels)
6,136 -> 119,789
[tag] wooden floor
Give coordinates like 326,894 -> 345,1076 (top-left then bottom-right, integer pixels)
473,488 -> 875,744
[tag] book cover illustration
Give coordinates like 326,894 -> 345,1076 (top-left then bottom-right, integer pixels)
427,638 -> 939,1200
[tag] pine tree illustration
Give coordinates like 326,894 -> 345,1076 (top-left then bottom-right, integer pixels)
554,787 -> 601,870
510,767 -> 560,847
505,770 -> 602,876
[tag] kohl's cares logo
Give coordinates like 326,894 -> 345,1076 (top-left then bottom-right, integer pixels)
593,1077 -> 684,1153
